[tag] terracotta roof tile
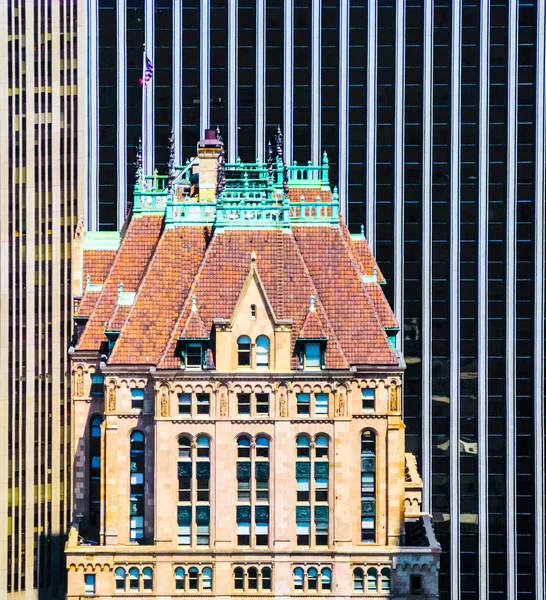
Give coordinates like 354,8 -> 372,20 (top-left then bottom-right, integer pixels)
364,283 -> 399,330
76,291 -> 101,318
76,215 -> 164,352
344,229 -> 385,283
180,304 -> 210,339
298,307 -> 328,340
83,249 -> 117,286
108,226 -> 207,365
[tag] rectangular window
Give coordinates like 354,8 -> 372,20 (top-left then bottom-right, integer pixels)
237,521 -> 250,546
411,575 -> 422,595
296,519 -> 310,546
255,521 -> 269,546
297,393 -> 310,415
197,477 -> 210,502
256,479 -> 269,501
304,342 -> 321,368
297,477 -> 310,502
131,388 -> 144,410
84,574 -> 95,595
197,523 -> 210,545
362,388 -> 375,410
238,478 -> 250,501
90,374 -> 104,398
315,477 -> 328,502
315,393 -> 329,414
256,393 -> 269,415
178,523 -> 191,546
237,393 -> 251,415
196,393 -> 210,415
315,520 -> 329,546
178,393 -> 191,415
129,515 -> 144,541
186,343 -> 202,368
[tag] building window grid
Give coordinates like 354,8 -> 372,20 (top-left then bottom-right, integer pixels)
353,566 -> 390,593
293,566 -> 332,593
178,391 -> 212,417
177,435 -> 211,547
237,391 -> 270,417
296,434 -> 330,548
129,431 -> 145,544
233,566 -> 273,592
361,430 -> 376,543
296,392 -> 330,417
236,435 -> 271,548
173,566 -> 213,592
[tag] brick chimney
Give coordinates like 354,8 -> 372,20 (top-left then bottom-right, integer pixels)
196,128 -> 223,202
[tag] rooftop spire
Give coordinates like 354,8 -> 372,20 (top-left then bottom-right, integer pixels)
135,138 -> 143,186
267,139 -> 273,177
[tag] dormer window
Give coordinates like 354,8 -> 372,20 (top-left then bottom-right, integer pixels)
303,342 -> 321,369
237,336 -> 251,367
186,343 -> 203,368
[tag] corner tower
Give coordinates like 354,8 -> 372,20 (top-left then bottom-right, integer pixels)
66,129 -> 440,598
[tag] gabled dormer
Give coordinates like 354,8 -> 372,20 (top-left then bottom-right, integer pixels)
178,296 -> 211,370
213,253 -> 292,372
296,296 -> 328,370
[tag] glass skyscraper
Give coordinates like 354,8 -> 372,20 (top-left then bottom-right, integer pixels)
84,1 -> 543,599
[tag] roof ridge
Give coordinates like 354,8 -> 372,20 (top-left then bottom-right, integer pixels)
288,234 -> 349,367
157,231 -> 221,366
108,221 -> 168,362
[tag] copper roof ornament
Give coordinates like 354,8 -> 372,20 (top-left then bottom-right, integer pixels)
167,131 -> 175,191
275,126 -> 283,162
135,137 -> 143,187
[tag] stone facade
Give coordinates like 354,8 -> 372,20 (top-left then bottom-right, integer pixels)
66,130 -> 440,598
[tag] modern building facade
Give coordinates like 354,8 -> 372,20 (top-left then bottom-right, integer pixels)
0,1 -> 87,598
86,2 -> 546,600
66,130 -> 440,598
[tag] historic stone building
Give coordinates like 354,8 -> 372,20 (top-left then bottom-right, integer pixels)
65,130 -> 440,598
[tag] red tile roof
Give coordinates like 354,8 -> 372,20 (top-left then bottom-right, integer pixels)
78,213 -> 399,369
76,215 -> 164,351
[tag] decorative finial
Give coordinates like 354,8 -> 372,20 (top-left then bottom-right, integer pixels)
283,163 -> 289,196
191,295 -> 197,312
322,150 -> 329,165
373,266 -> 377,278
86,274 -> 91,289
361,223 -> 365,236
267,139 -> 273,176
276,127 -> 284,163
167,131 -> 175,190
135,138 -> 143,186
251,250 -> 257,263
118,282 -> 123,300
216,126 -> 223,144
309,295 -> 316,313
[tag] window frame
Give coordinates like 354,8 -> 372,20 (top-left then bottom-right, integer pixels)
237,335 -> 251,367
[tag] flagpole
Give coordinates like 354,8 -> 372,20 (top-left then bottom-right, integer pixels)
141,46 -> 147,178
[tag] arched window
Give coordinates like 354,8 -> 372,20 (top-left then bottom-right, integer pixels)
294,567 -> 304,591
115,567 -> 126,591
129,431 -> 145,543
234,567 -> 244,590
256,335 -> 270,367
196,435 -> 210,458
367,568 -> 378,592
142,567 -> 153,591
188,567 -> 199,590
262,567 -> 272,591
237,436 -> 251,458
89,415 -> 102,532
315,435 -> 329,459
381,568 -> 391,591
353,568 -> 364,591
174,567 -> 185,590
296,435 -> 311,458
202,567 -> 212,590
128,567 -> 139,591
256,436 -> 269,458
361,430 -> 376,543
321,567 -> 332,591
237,335 -> 251,367
308,567 -> 318,590
248,567 -> 258,590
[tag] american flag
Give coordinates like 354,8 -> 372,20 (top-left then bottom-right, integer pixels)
139,56 -> 154,87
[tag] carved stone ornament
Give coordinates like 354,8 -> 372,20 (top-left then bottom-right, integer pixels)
160,390 -> 169,417
336,391 -> 346,417
75,368 -> 84,397
279,393 -> 287,417
390,383 -> 399,412
219,392 -> 228,417
107,383 -> 116,411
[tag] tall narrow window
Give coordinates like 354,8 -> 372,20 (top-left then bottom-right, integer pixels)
237,393 -> 251,415
410,574 -> 421,595
185,343 -> 203,368
142,567 -> 153,590
321,568 -> 332,591
315,393 -> 329,415
234,567 -> 244,590
89,415 -> 102,533
297,392 -> 311,415
197,393 -> 210,415
84,574 -> 95,595
202,567 -> 213,590
256,393 -> 270,415
308,568 -> 318,590
175,567 -> 185,590
248,567 -> 258,590
115,567 -> 126,591
361,430 -> 376,542
129,431 -> 145,543
178,436 -> 192,545
304,342 -> 321,369
237,435 -> 271,547
188,567 -> 199,590
294,567 -> 304,591
353,567 -> 364,591
256,335 -> 270,367
178,392 -> 192,415
131,388 -> 144,410
367,568 -> 378,592
196,436 -> 211,545
381,568 -> 391,591
262,567 -> 272,590
128,567 -> 139,591
296,434 -> 330,547
238,335 -> 251,366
